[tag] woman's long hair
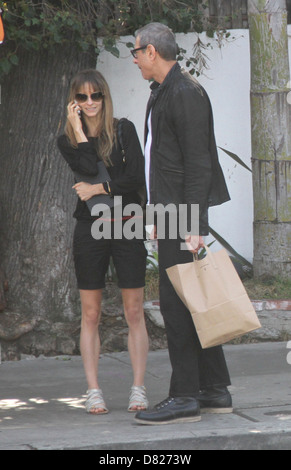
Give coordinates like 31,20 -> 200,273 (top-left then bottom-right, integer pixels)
65,69 -> 116,166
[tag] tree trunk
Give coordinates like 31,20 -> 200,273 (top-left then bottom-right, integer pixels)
248,0 -> 291,279
0,45 -> 96,359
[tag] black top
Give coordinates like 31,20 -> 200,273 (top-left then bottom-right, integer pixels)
145,63 -> 230,235
57,118 -> 146,220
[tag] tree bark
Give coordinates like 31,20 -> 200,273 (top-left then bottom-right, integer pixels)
248,0 -> 291,279
0,45 -> 96,358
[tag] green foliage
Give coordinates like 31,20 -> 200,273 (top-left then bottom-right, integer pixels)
0,0 -> 225,78
146,251 -> 159,273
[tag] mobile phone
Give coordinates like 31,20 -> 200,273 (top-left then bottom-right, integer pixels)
74,100 -> 81,116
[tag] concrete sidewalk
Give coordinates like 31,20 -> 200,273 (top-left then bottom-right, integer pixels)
0,341 -> 291,450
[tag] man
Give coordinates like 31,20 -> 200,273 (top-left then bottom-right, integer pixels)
132,22 -> 233,425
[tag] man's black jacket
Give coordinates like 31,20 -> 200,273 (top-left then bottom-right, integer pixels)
145,63 -> 230,235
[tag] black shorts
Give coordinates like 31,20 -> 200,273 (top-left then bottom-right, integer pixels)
73,220 -> 148,290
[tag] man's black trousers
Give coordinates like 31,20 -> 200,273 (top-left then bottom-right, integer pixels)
158,234 -> 231,398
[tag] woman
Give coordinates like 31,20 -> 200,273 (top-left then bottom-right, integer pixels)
57,69 -> 149,415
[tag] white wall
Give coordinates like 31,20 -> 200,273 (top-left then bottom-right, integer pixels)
96,27 -> 291,263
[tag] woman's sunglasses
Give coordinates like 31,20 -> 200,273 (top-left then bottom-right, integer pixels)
75,92 -> 104,103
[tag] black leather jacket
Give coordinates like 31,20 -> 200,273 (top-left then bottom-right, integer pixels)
145,63 -> 230,235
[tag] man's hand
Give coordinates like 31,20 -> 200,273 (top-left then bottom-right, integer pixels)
185,234 -> 204,254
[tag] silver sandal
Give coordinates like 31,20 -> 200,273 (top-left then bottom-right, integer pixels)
128,385 -> 149,412
85,389 -> 108,414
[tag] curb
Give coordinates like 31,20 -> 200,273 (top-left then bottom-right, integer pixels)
144,299 -> 291,342
251,300 -> 291,311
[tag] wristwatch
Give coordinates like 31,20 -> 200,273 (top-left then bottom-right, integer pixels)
103,181 -> 112,196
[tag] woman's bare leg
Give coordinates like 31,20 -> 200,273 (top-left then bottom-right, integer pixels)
79,289 -> 106,414
122,287 -> 149,397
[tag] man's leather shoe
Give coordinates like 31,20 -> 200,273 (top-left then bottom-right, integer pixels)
134,396 -> 201,425
197,386 -> 233,414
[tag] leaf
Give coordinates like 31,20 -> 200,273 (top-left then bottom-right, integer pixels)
209,226 -> 253,268
95,19 -> 103,29
219,147 -> 252,173
9,54 -> 19,65
0,57 -> 11,74
106,45 -> 120,58
198,240 -> 215,259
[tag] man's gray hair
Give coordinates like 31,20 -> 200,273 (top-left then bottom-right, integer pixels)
135,22 -> 179,61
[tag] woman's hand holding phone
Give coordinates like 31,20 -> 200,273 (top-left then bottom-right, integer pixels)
67,101 -> 87,143
67,101 -> 81,127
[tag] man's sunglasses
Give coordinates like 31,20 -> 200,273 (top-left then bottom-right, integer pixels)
75,92 -> 104,103
130,45 -> 148,59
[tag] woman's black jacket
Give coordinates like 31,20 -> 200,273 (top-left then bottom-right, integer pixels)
57,119 -> 146,221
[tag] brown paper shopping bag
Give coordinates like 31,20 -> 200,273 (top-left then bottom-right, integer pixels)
166,246 -> 261,348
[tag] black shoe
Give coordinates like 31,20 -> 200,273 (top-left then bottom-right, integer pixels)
197,386 -> 233,414
134,396 -> 201,425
